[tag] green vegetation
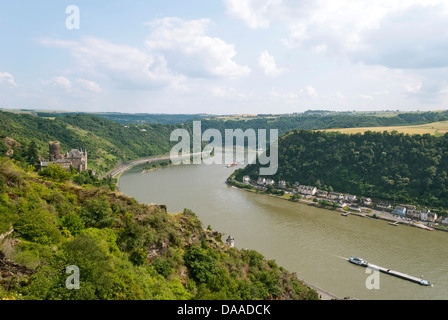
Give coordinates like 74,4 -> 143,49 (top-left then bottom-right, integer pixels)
240,130 -> 448,212
143,160 -> 172,172
0,158 -> 318,300
2,109 -> 448,175
0,111 -> 180,174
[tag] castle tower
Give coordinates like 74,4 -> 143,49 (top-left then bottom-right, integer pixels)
226,235 -> 235,248
49,141 -> 62,161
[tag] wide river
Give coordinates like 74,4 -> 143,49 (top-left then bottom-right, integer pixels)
119,162 -> 448,300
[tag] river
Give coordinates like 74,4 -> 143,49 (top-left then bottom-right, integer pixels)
118,161 -> 448,300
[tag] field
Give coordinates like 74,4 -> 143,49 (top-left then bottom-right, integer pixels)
323,120 -> 448,137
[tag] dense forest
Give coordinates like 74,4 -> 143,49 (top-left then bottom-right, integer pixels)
0,158 -> 318,300
239,130 -> 448,212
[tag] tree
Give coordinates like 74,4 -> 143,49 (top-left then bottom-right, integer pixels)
39,164 -> 73,182
80,197 -> 115,228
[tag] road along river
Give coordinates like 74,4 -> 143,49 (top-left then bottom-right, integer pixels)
119,162 -> 448,300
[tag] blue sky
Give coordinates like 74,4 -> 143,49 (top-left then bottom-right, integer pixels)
1,0 -> 448,114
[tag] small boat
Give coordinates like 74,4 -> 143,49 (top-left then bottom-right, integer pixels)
389,222 -> 399,226
341,212 -> 350,217
348,257 -> 368,267
420,279 -> 433,287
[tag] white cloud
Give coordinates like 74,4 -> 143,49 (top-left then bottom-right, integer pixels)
0,72 -> 17,87
42,76 -> 72,90
145,17 -> 250,79
258,51 -> 287,76
77,79 -> 102,93
360,94 -> 374,101
211,86 -> 253,100
225,0 -> 448,69
39,36 -> 186,91
301,86 -> 318,99
269,89 -> 299,104
336,92 -> 345,100
224,0 -> 282,29
269,86 -> 318,102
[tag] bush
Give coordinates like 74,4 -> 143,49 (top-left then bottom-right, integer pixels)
61,212 -> 85,237
39,164 -> 72,182
80,197 -> 114,228
14,208 -> 61,245
184,246 -> 217,284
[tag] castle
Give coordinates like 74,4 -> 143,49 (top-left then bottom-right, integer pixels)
40,141 -> 88,172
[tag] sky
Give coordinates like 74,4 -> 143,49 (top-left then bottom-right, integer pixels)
1,0 -> 448,115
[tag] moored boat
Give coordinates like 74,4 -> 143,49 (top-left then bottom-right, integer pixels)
348,257 -> 368,267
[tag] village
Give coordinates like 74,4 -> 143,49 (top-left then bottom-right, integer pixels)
239,175 -> 448,231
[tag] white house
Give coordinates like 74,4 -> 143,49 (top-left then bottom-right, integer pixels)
344,194 -> 357,203
328,192 -> 343,200
243,176 -> 251,184
316,190 -> 329,198
278,180 -> 287,189
392,206 -> 407,216
442,217 -> 448,226
361,198 -> 372,206
297,185 -> 317,196
406,209 -> 421,219
257,177 -> 266,186
420,209 -> 431,221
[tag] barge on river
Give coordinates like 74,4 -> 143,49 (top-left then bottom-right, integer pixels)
348,257 -> 433,287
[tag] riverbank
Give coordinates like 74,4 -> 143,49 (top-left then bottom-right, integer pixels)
226,179 -> 445,234
105,152 -> 206,180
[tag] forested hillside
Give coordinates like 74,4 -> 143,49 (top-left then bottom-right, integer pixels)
2,109 -> 448,176
240,130 -> 448,211
0,158 -> 318,300
0,111 -> 180,174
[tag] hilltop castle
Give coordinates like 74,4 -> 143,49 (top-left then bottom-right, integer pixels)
40,141 -> 88,172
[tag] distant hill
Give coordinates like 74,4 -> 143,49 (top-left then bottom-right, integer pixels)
198,110 -> 448,139
0,109 -> 211,125
2,109 -> 448,175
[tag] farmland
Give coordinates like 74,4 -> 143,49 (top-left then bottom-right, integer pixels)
322,120 -> 448,136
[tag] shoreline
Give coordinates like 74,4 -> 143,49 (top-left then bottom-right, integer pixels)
106,152 -> 206,181
226,180 -> 447,233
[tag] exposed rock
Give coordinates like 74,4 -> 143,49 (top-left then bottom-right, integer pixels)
0,250 -> 35,290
